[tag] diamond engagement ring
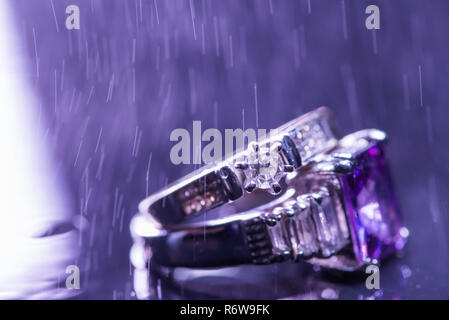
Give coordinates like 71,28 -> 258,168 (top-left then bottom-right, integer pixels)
139,107 -> 338,226
131,129 -> 408,271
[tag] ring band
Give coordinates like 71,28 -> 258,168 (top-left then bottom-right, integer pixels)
132,129 -> 408,271
139,107 -> 338,226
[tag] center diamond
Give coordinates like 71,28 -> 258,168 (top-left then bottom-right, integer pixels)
243,142 -> 286,192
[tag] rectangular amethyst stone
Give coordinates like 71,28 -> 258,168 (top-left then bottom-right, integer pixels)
339,141 -> 408,266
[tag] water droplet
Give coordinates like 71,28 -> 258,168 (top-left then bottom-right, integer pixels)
321,287 -> 339,300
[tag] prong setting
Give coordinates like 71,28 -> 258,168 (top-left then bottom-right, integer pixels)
269,182 -> 282,195
270,141 -> 283,153
237,140 -> 289,194
244,181 -> 257,193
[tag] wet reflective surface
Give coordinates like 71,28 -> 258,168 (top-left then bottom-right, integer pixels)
133,253 -> 425,300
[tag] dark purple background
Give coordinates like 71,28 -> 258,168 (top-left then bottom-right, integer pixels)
11,0 -> 449,298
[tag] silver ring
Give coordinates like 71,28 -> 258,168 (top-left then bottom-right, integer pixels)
131,129 -> 408,271
139,107 -> 338,226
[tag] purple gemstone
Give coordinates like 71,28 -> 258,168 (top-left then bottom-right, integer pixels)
339,141 -> 408,265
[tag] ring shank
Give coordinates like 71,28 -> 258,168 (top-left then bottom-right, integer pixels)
140,107 -> 338,226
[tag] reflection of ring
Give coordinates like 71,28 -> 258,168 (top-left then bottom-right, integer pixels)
131,251 -> 316,300
131,129 -> 408,271
139,107 -> 338,226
